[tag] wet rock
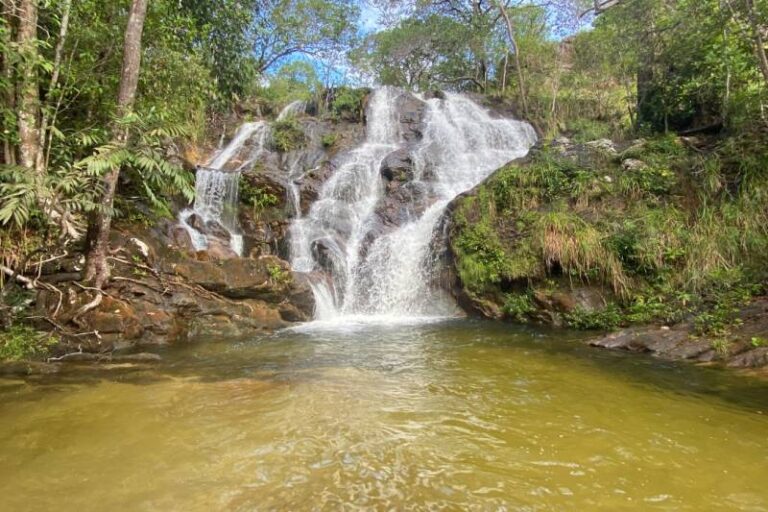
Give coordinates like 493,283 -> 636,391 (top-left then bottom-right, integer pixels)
588,300 -> 768,370
380,149 -> 414,182
589,326 -> 690,354
728,348 -> 768,368
298,161 -> 335,214
423,89 -> 446,100
287,272 -> 316,319
206,238 -> 239,260
534,287 -> 608,314
169,225 -> 195,252
186,213 -> 231,242
396,93 -> 427,143
84,297 -> 145,339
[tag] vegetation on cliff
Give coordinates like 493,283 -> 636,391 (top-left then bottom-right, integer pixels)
450,135 -> 767,341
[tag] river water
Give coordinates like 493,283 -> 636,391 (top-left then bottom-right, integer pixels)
1,320 -> 767,511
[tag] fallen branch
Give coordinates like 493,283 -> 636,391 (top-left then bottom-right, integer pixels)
1,265 -> 35,289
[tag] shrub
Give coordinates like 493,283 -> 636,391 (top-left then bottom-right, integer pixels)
321,133 -> 339,148
503,292 -> 535,323
567,118 -> 612,143
330,87 -> 368,121
564,304 -> 623,330
270,117 -> 306,152
267,263 -> 291,285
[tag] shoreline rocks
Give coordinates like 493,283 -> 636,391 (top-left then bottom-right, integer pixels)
588,298 -> 768,370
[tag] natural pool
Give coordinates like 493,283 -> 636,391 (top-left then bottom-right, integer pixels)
0,319 -> 766,511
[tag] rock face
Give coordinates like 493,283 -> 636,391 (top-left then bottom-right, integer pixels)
396,92 -> 427,143
34,229 -> 315,354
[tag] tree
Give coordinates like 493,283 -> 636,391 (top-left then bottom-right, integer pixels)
83,0 -> 149,287
177,0 -> 260,101
250,0 -> 359,74
496,1 -> 529,114
350,15 -> 475,90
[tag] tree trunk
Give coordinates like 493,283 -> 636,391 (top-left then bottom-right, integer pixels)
83,0 -> 149,288
497,2 -> 529,116
501,52 -> 508,91
1,0 -> 16,166
15,0 -> 40,171
36,0 -> 71,174
744,0 -> 768,84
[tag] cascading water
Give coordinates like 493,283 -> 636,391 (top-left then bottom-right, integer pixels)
277,100 -> 306,120
179,103 -> 297,256
289,88 -> 537,321
288,88 -> 400,313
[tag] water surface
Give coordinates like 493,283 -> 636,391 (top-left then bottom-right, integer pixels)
1,320 -> 767,511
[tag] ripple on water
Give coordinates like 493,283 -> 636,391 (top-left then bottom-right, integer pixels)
0,321 -> 767,511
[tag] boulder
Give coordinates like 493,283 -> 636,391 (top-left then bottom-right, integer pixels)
622,158 -> 648,172
380,149 -> 414,182
584,138 -> 618,155
395,93 -> 427,143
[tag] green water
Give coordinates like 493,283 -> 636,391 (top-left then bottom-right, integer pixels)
1,319 -> 767,511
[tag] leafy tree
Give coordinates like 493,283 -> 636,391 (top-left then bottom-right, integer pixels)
351,15 -> 476,90
250,0 -> 360,73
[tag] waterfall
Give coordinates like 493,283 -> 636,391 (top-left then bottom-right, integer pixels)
179,100 -> 314,256
288,87 -> 399,287
289,88 -> 537,321
178,121 -> 272,256
277,100 -> 306,120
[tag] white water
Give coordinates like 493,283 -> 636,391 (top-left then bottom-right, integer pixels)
179,122 -> 270,255
179,103 -> 301,256
290,88 -> 537,321
277,100 -> 306,120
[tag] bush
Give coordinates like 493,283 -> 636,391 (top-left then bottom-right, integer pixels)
503,292 -> 535,323
564,305 -> 623,330
240,175 -> 280,215
567,119 -> 613,143
321,133 -> 339,148
270,117 -> 306,152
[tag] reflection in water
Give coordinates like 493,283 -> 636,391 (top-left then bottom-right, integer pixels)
0,320 -> 767,511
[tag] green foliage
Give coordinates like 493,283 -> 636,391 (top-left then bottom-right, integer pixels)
567,119 -> 613,144
503,292 -> 535,323
240,176 -> 279,216
590,0 -> 768,132
329,87 -> 368,121
693,270 -> 761,338
267,263 -> 291,285
350,15 -> 477,90
76,112 -> 195,218
260,61 -> 322,107
452,135 -> 768,331
270,117 -> 306,152
0,324 -> 57,361
321,133 -> 339,148
564,305 -> 623,330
